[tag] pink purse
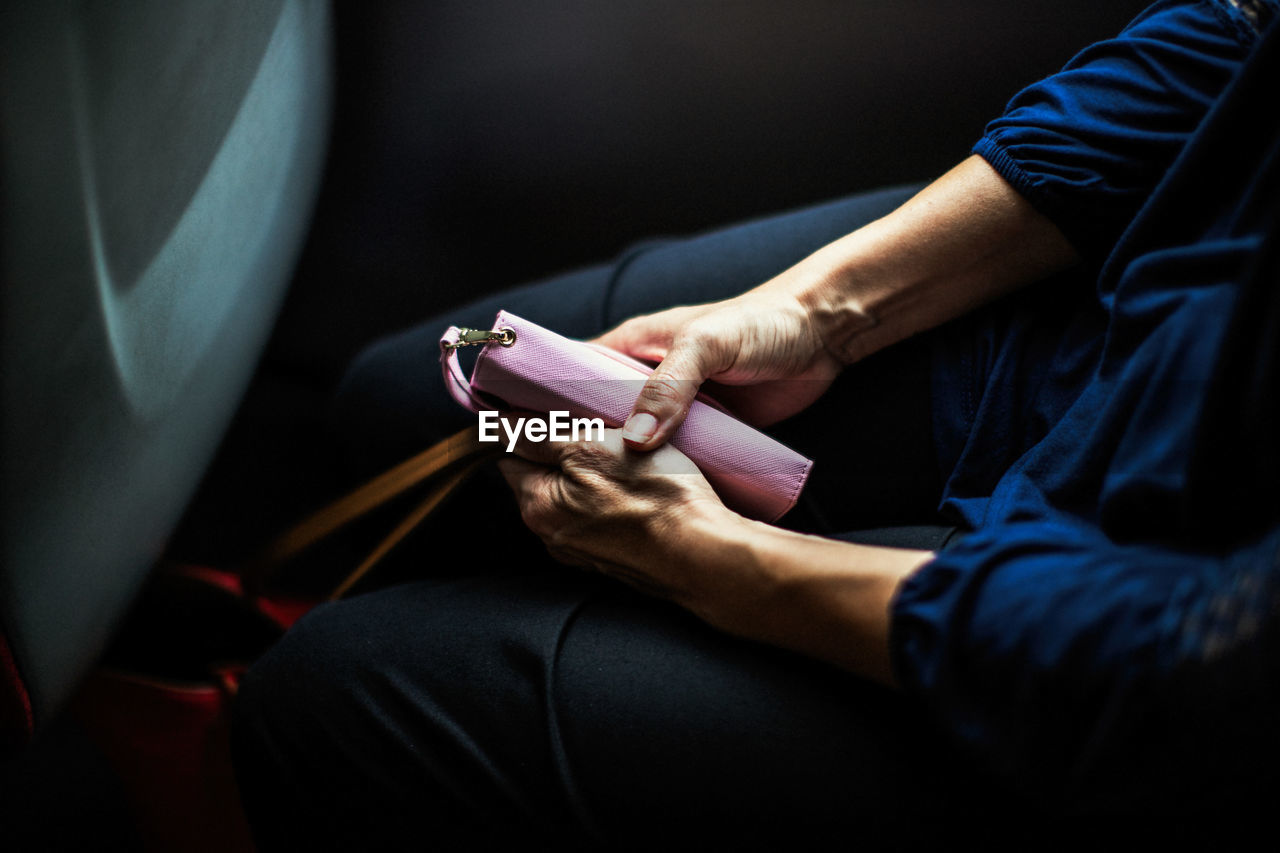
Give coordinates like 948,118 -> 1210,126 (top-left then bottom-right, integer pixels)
440,310 -> 813,522
248,310 -> 812,601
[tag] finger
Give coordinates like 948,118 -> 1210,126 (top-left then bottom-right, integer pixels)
595,560 -> 672,600
496,457 -> 564,539
593,315 -> 676,360
510,431 -> 579,468
496,410 -> 565,467
621,339 -> 720,451
495,455 -> 552,501
546,545 -> 594,570
502,411 -> 625,467
594,305 -> 714,362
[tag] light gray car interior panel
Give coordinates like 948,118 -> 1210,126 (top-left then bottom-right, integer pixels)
1,0 -> 330,725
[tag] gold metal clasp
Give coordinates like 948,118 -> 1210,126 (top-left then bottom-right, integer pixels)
443,326 -> 517,350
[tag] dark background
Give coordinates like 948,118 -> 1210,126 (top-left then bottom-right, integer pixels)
169,0 -> 1150,567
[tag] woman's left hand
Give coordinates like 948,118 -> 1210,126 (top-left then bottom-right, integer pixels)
495,422 -> 735,604
495,415 -> 931,684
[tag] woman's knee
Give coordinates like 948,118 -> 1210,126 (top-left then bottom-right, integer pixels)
232,576 -> 609,845
230,597 -> 383,847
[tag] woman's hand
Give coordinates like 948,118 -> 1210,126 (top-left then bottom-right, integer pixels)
494,155 -> 1079,680
497,420 -> 932,684
596,156 -> 1082,452
495,425 -> 738,604
595,285 -> 845,450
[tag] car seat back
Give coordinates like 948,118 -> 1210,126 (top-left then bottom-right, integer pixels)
0,0 -> 331,753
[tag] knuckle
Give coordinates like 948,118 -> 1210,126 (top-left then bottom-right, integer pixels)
674,324 -> 734,371
518,503 -> 542,534
620,315 -> 653,334
590,432 -> 626,457
682,313 -> 734,345
560,440 -> 592,461
559,441 -> 606,471
545,526 -> 572,550
639,374 -> 691,410
679,316 -> 719,339
518,495 -> 552,535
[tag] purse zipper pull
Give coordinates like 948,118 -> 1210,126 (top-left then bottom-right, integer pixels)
443,326 -> 517,350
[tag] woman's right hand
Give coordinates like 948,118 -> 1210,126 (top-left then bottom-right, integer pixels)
595,283 -> 845,450
598,155 -> 1084,452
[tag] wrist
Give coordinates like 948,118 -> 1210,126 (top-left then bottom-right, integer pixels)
665,510 -> 785,628
765,230 -> 917,367
665,513 -> 934,681
777,156 -> 1083,367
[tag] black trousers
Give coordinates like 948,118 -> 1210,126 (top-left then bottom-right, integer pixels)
232,187 -> 1032,850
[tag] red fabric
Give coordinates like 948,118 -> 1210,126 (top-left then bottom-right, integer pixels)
0,624 -> 34,758
72,669 -> 256,853
173,563 -> 312,628
67,565 -> 320,852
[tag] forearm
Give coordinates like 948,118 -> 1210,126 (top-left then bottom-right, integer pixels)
670,509 -> 933,685
763,155 -> 1080,364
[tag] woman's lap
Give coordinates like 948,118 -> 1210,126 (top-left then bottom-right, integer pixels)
233,185 -> 1014,847
234,569 -> 1011,850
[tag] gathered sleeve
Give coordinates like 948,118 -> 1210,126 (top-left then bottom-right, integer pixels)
890,519 -> 1280,811
974,0 -> 1270,263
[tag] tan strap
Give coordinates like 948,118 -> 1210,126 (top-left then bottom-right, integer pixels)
327,458 -> 484,600
245,426 -> 497,597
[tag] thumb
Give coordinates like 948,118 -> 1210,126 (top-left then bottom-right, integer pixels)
621,340 -> 718,450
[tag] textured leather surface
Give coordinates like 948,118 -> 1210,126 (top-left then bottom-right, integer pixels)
442,311 -> 812,522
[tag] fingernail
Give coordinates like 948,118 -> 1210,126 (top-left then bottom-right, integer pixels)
621,412 -> 658,443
